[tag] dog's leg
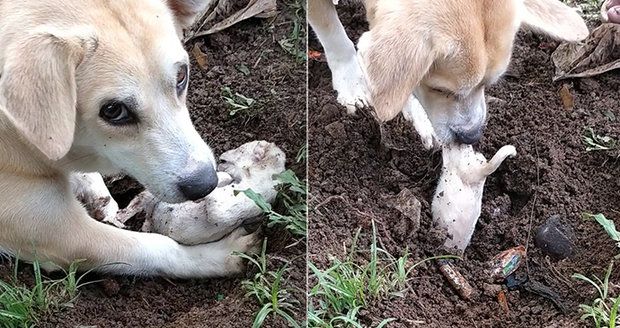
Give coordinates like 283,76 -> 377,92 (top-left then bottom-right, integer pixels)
70,172 -> 122,227
482,145 -> 517,176
401,95 -> 439,150
0,178 -> 259,277
309,0 -> 370,113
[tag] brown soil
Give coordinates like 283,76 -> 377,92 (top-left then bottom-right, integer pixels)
309,4 -> 620,328
0,2 -> 306,327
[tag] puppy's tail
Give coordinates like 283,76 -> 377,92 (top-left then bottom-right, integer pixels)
483,145 -> 517,176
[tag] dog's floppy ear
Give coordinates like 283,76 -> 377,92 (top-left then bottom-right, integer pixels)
361,21 -> 435,122
166,0 -> 211,29
0,26 -> 96,161
520,0 -> 589,42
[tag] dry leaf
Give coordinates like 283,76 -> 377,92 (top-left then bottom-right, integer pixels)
191,43 -> 208,70
184,0 -> 277,43
308,50 -> 322,61
552,24 -> 620,81
558,84 -> 574,110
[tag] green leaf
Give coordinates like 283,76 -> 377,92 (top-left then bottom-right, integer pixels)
236,64 -> 250,76
237,189 -> 272,213
584,213 -> 620,242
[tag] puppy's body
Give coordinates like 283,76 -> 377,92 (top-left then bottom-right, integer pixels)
432,144 -> 516,251
0,0 -> 260,278
310,0 -> 588,145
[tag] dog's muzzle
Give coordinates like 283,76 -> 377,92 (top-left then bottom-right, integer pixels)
177,164 -> 218,201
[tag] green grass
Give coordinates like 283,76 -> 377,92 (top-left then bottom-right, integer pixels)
308,222 -> 452,328
237,240 -> 302,328
573,262 -> 620,328
279,0 -> 306,63
563,0 -> 602,20
221,86 -> 259,117
583,128 -> 617,152
239,169 -> 307,238
0,259 -> 90,328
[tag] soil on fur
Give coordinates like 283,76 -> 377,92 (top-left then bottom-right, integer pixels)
309,4 -> 620,328
0,2 -> 306,327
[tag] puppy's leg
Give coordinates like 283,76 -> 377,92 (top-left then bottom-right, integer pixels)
70,172 -> 122,227
309,0 -> 370,112
148,141 -> 284,245
482,145 -> 517,176
0,174 -> 259,277
401,95 -> 439,150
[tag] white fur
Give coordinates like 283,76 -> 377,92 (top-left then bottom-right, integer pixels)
139,141 -> 285,245
308,0 -> 370,113
432,144 -> 517,251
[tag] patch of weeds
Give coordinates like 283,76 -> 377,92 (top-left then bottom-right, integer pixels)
583,128 -> 617,152
222,86 -> 258,117
563,0 -> 601,21
279,0 -> 306,63
573,262 -> 620,328
237,240 -> 302,328
0,259 -> 90,328
584,213 -> 620,257
308,222 -> 453,327
239,169 -> 307,238
296,143 -> 307,164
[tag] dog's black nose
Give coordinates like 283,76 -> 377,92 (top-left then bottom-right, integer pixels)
177,165 -> 218,201
454,128 -> 483,145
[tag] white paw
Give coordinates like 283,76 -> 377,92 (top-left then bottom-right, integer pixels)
402,96 -> 439,150
223,227 -> 262,274
98,198 -> 123,227
330,58 -> 371,114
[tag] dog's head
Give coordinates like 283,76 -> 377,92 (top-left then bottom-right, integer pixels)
0,0 -> 218,203
361,0 -> 589,144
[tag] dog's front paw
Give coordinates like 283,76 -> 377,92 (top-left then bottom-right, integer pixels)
223,226 -> 262,274
402,96 -> 439,150
331,58 -> 371,114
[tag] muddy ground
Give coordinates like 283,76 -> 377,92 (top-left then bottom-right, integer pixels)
309,4 -> 620,328
0,1 -> 306,327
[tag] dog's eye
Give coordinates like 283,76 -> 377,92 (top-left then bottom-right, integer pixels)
99,101 -> 135,125
176,64 -> 188,94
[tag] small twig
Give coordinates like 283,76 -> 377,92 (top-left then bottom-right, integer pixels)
524,136 -> 541,275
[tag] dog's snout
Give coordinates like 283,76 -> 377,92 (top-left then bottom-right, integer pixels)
177,165 -> 218,201
453,127 -> 483,145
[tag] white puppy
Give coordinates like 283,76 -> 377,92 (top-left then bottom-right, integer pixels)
117,141 -> 286,245
432,144 -> 517,252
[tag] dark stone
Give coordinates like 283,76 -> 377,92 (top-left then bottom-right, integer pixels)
534,215 -> 575,260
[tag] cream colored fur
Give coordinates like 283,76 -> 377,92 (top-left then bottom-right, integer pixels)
0,0 -> 260,278
309,0 -> 589,144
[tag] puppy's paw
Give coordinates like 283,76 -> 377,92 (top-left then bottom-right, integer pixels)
498,145 -> 517,158
223,227 -> 262,274
331,58 -> 371,113
219,141 -> 286,181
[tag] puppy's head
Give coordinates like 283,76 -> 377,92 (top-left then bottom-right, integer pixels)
362,0 -> 588,145
0,0 -> 217,203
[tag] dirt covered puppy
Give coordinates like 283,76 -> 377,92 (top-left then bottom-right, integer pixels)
433,144 -> 517,252
0,0 -> 262,278
309,0 -> 588,146
115,141 -> 286,246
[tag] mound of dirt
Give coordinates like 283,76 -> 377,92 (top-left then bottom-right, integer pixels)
309,4 -> 620,327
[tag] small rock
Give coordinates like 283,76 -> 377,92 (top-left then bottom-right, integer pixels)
482,283 -> 502,297
101,278 -> 121,296
324,121 -> 346,140
392,188 -> 421,235
534,215 -> 575,260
